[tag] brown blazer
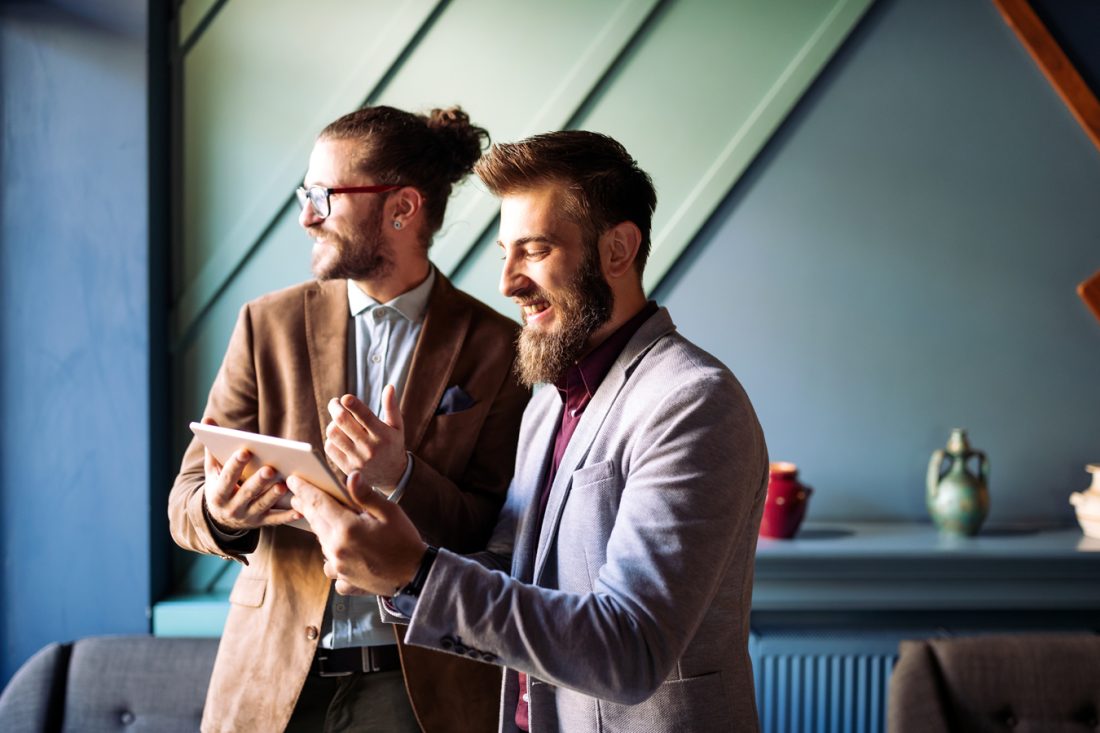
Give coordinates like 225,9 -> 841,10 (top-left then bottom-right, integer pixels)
168,272 -> 529,733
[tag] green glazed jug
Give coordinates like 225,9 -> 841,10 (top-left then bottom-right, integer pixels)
926,428 -> 989,537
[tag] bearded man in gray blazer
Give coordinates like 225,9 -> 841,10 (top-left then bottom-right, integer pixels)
288,130 -> 769,733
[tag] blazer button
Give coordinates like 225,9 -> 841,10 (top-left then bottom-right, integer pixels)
305,626 -> 319,640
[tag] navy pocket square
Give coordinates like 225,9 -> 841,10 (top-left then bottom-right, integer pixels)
436,385 -> 476,415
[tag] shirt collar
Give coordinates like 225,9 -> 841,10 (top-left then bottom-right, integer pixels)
346,267 -> 436,323
555,300 -> 660,410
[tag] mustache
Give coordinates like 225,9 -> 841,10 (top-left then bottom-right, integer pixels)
512,289 -> 550,307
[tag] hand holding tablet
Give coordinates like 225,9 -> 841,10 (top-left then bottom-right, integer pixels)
190,421 -> 351,532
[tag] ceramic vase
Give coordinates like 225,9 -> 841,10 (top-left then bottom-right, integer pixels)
926,428 -> 989,537
1069,464 -> 1100,538
760,462 -> 812,539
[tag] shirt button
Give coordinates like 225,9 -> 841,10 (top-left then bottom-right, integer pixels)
305,626 -> 319,640
373,309 -> 384,320
522,694 -> 530,703
335,603 -> 345,612
371,354 -> 381,364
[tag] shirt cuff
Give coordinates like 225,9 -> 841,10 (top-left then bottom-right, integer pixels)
386,451 -> 414,504
388,592 -> 419,618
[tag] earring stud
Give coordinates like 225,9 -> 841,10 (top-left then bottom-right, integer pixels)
393,220 -> 402,230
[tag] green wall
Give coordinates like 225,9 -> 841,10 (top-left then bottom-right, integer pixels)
170,0 -> 874,451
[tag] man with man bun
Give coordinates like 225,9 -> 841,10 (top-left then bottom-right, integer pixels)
169,105 -> 529,732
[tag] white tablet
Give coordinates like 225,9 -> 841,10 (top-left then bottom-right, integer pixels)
189,422 -> 351,510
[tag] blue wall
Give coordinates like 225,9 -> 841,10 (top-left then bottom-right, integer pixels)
657,0 -> 1100,523
0,2 -> 152,683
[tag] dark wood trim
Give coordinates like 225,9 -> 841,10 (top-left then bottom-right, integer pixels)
992,0 -> 1100,152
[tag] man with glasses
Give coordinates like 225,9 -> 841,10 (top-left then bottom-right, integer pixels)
169,106 -> 529,732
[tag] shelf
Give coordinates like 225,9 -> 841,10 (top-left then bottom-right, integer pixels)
753,522 -> 1100,612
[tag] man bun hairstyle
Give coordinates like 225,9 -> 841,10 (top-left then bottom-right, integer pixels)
475,130 -> 657,275
320,105 -> 489,245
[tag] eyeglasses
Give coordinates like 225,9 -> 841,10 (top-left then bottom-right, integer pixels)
295,184 -> 401,219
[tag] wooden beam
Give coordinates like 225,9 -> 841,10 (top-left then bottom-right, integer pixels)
992,0 -> 1100,152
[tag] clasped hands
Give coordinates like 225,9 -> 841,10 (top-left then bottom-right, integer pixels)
202,384 -> 408,534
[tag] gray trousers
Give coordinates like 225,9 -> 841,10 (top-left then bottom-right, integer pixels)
285,668 -> 421,733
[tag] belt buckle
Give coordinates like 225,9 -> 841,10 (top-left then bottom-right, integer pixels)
364,647 -> 382,673
316,651 -> 354,678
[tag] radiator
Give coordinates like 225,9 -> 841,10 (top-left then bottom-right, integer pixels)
750,631 -> 916,733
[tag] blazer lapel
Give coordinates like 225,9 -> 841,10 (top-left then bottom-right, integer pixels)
532,308 -> 677,583
402,271 -> 471,452
511,390 -> 561,582
304,280 -> 351,471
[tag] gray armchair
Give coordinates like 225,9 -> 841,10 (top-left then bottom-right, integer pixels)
0,636 -> 218,732
888,634 -> 1100,732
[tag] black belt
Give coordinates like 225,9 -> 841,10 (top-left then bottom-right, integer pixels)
312,645 -> 402,677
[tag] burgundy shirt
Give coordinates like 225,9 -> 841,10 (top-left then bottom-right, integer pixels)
516,301 -> 658,731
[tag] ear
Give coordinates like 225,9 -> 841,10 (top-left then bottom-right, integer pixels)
599,221 -> 642,280
389,187 -> 423,229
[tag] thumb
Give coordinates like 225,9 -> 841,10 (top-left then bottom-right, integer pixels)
346,470 -> 387,518
381,384 -> 403,433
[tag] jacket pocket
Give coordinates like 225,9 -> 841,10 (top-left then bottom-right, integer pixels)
600,671 -> 731,731
571,459 -> 617,488
228,576 -> 267,607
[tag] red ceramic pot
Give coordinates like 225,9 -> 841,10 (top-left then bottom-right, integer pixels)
759,462 -> 812,539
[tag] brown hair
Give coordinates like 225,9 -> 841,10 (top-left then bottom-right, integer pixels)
320,105 -> 489,245
475,130 -> 657,275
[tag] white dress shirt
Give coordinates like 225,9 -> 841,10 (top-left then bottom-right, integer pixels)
320,268 -> 434,649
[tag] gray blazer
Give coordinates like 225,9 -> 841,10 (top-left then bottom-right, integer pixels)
405,307 -> 768,732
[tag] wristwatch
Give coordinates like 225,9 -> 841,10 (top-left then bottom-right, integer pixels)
402,545 -> 439,597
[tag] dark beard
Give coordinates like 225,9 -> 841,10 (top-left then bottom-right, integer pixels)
515,246 -> 614,387
309,202 -> 393,282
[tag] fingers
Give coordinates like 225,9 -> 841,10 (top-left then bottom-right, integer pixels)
324,550 -> 373,596
323,558 -> 371,595
325,396 -> 405,486
346,471 -> 372,511
247,479 -> 289,516
337,394 -> 387,434
286,476 -> 349,534
203,446 -> 221,478
335,579 -> 371,596
380,385 -> 403,432
256,508 -> 302,526
201,416 -> 219,427
207,448 -> 251,505
325,398 -> 370,472
326,399 -> 365,448
325,442 -> 353,476
345,472 -> 391,521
